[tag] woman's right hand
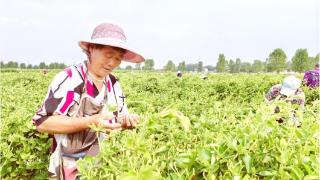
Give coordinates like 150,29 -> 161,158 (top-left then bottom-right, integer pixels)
91,113 -> 122,132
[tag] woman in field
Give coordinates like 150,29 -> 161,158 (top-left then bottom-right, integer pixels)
265,75 -> 305,125
303,62 -> 319,89
32,23 -> 144,179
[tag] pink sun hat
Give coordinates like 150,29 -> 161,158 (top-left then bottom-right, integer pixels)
79,23 -> 145,63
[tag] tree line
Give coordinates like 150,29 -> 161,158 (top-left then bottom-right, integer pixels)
215,48 -> 319,73
1,48 -> 319,73
125,48 -> 319,73
122,60 -> 209,72
0,61 -> 67,69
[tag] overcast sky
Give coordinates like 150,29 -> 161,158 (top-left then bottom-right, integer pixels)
0,0 -> 319,68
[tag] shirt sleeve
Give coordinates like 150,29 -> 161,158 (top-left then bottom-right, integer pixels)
32,66 -> 82,126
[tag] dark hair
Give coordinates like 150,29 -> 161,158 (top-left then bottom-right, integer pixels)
86,44 -> 126,63
88,44 -> 126,54
315,63 -> 319,68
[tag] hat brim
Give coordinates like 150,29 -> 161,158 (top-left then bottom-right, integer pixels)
79,38 -> 145,63
280,87 -> 296,96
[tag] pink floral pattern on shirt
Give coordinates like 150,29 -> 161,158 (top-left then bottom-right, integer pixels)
265,84 -> 305,109
303,69 -> 319,88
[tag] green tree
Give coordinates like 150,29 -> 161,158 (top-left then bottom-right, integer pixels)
229,60 -> 235,73
235,58 -> 241,73
20,63 -> 26,69
308,52 -> 319,69
143,59 -> 155,70
216,54 -> 227,72
177,61 -> 186,71
309,53 -> 320,69
49,63 -> 57,69
267,48 -> 287,73
241,62 -> 252,73
7,61 -> 18,68
39,62 -> 47,69
163,60 -> 176,71
291,49 -> 309,72
135,63 -> 142,70
197,61 -> 203,72
27,64 -> 33,69
252,60 -> 264,73
58,63 -> 67,69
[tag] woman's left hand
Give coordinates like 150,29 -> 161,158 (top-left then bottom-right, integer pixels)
118,113 -> 139,129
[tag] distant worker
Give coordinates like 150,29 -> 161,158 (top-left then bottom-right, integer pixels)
177,70 -> 182,78
42,69 -> 49,75
265,76 -> 305,125
303,62 -> 319,89
200,73 -> 208,80
201,68 -> 208,80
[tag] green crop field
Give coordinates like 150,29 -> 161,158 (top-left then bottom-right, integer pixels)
1,70 -> 319,179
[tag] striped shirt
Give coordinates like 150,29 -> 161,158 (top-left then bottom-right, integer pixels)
33,61 -> 127,126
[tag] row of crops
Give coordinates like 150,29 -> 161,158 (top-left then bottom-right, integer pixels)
1,70 -> 319,179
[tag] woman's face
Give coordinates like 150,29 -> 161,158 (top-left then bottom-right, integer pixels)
88,45 -> 124,77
